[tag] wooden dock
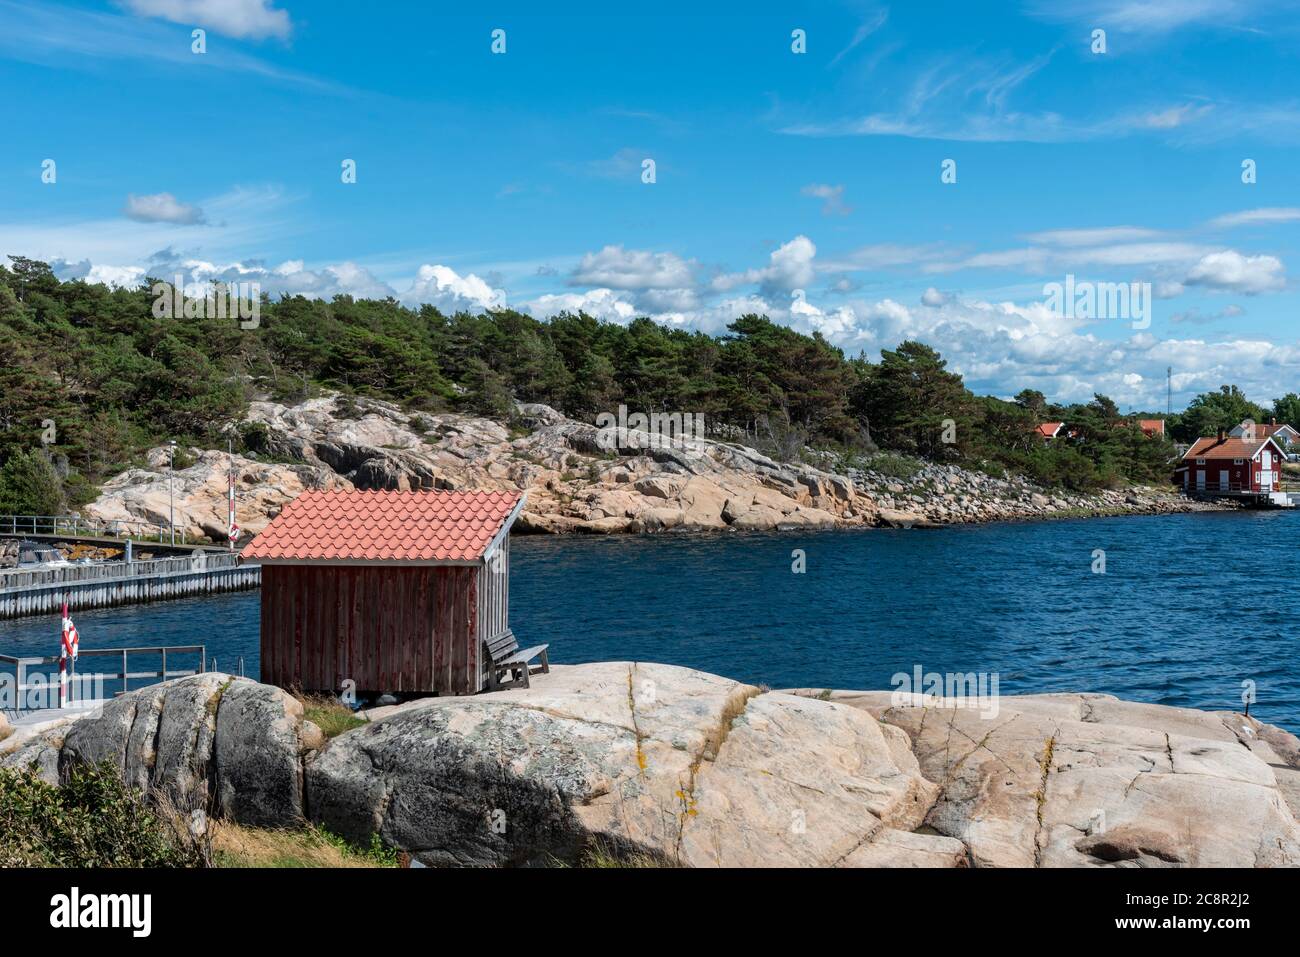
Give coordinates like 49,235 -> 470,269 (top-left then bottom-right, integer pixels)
0,553 -> 260,619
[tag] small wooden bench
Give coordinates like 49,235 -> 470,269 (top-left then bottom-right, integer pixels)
485,628 -> 549,690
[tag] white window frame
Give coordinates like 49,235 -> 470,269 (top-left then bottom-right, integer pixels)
1195,458 -> 1206,465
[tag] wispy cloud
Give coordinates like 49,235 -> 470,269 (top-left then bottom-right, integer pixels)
1026,227 -> 1167,246
1209,207 -> 1300,228
1023,0 -> 1259,34
118,0 -> 292,41
0,0 -> 340,92
569,148 -> 654,182
801,183 -> 852,216
828,8 -> 889,68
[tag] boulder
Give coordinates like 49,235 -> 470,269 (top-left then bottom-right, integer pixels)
60,673 -> 228,805
306,663 -> 941,868
632,475 -> 680,499
212,680 -> 308,827
43,674 -> 309,826
0,732 -> 63,784
877,508 -> 925,528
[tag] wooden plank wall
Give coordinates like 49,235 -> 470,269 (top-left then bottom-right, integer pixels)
260,564 -> 480,694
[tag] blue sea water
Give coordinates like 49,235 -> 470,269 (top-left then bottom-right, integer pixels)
3,510 -> 1298,730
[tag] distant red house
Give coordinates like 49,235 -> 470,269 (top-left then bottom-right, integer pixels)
1036,422 -> 1064,439
1137,419 -> 1166,438
241,489 -> 525,695
1174,432 -> 1287,494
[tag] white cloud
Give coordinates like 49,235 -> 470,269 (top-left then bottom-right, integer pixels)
801,183 -> 851,216
1184,251 -> 1286,294
1209,207 -> 1300,228
1140,104 -> 1214,129
402,264 -> 506,312
120,0 -> 291,40
123,192 -> 205,225
1025,226 -> 1164,246
570,245 -> 695,289
926,237 -> 1288,300
141,253 -> 396,301
712,235 -> 817,295
49,258 -> 146,288
521,288 -> 638,324
920,287 -> 950,306
817,292 -> 1299,408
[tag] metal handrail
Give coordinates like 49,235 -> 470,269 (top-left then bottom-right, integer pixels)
0,514 -> 197,545
0,645 -> 207,709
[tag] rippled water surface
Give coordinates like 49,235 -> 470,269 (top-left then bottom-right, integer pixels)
4,510 -> 1297,729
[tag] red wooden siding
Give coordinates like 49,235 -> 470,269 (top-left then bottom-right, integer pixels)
260,564 -> 481,694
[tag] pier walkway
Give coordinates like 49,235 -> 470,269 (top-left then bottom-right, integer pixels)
0,552 -> 259,619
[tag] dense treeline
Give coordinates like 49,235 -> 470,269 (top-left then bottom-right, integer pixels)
0,257 -> 1292,511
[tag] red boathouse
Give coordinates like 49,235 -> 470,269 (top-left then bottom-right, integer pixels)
1174,432 -> 1287,496
240,489 -> 525,695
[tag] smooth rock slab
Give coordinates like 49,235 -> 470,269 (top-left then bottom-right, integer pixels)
789,689 -> 1300,868
309,663 -> 939,867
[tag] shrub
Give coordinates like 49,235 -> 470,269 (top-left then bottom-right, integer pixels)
0,764 -> 203,868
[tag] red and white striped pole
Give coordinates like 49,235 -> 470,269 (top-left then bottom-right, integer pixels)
58,599 -> 69,708
58,597 -> 79,709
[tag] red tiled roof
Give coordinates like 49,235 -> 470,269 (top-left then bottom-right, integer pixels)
1138,419 -> 1165,435
1036,422 -> 1064,438
241,489 -> 524,563
1258,423 -> 1297,438
1183,435 -> 1282,461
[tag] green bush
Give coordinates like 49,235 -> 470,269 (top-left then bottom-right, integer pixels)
0,764 -> 203,868
0,448 -> 66,515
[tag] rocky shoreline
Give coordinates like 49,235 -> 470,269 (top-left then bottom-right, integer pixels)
80,394 -> 1225,543
3,664 -> 1297,868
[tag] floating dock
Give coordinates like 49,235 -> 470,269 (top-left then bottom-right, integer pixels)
0,552 -> 259,619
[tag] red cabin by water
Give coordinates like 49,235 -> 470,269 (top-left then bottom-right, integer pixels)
1174,431 -> 1287,496
240,489 -> 525,695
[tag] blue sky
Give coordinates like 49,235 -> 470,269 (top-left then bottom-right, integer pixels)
2,0 -> 1298,411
